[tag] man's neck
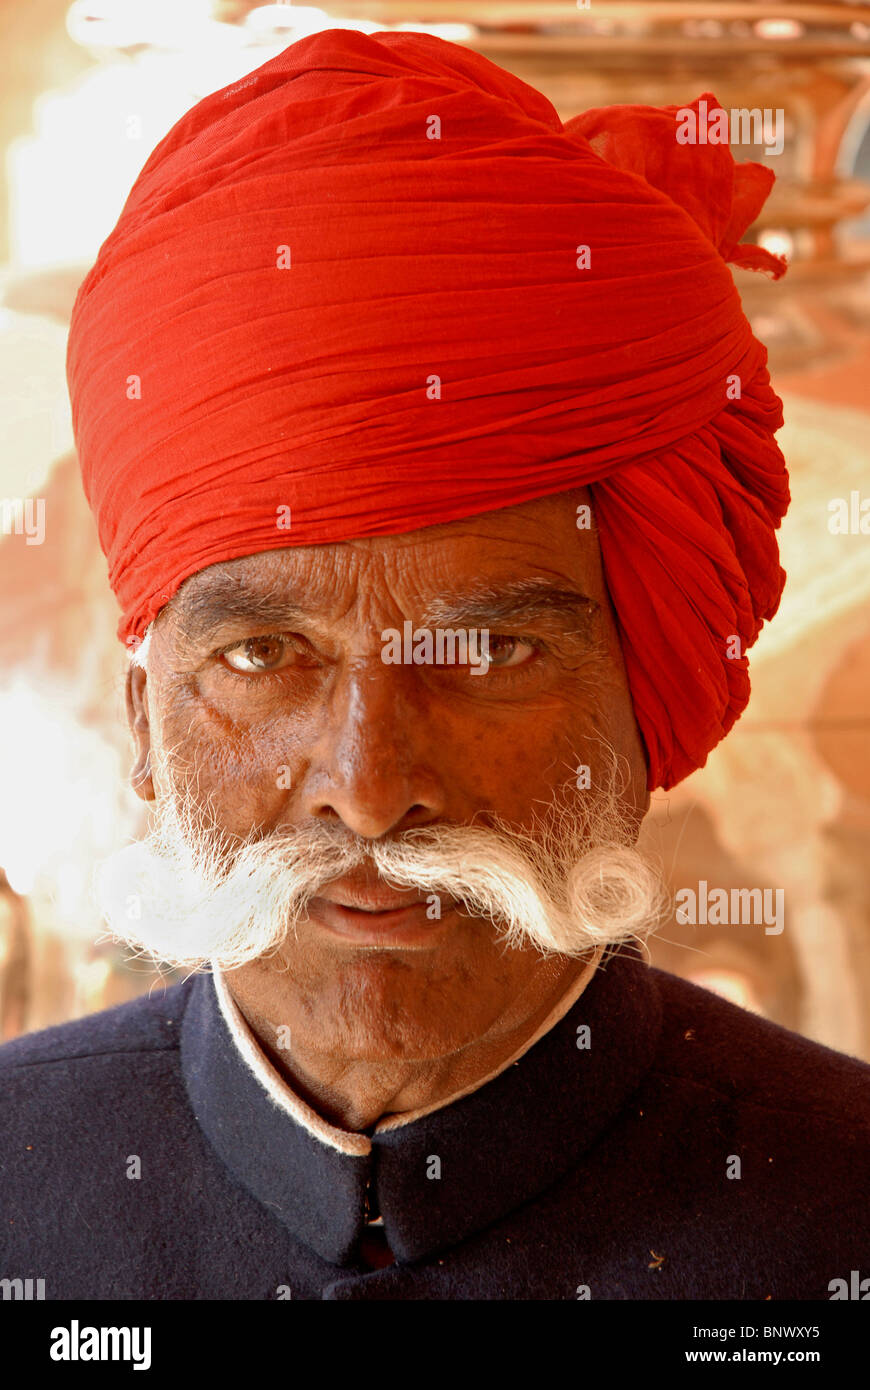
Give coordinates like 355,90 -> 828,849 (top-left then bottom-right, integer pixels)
220,951 -> 601,1133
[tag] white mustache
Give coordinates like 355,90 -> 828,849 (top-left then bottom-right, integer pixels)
94,747 -> 665,970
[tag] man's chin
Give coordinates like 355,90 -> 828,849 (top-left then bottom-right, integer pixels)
231,920 -> 531,1063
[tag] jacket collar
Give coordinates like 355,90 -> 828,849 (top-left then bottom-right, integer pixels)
180,946 -> 661,1267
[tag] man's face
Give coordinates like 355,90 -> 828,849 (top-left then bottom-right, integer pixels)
125,487 -> 650,1064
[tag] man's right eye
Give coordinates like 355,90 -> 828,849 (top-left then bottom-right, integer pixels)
219,635 -> 304,674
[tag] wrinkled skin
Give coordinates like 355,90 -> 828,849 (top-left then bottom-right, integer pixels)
126,486 -> 649,1130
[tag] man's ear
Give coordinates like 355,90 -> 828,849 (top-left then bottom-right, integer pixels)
125,665 -> 155,802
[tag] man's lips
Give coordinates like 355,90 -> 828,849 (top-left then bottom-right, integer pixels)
319,879 -> 429,912
308,877 -> 460,947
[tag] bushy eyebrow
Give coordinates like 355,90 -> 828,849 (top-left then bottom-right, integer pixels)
172,574 -> 311,646
420,577 -> 601,639
172,572 -> 602,646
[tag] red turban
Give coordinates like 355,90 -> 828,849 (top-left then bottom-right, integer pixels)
66,28 -> 790,792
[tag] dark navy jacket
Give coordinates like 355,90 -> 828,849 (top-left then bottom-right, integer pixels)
1,950 -> 868,1300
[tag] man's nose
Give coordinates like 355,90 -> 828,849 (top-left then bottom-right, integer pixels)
300,661 -> 449,839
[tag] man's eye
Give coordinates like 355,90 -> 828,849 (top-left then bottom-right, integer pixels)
219,636 -> 302,674
482,636 -> 541,669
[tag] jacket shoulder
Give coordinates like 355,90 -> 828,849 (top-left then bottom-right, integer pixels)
0,975 -> 194,1072
649,964 -> 870,1124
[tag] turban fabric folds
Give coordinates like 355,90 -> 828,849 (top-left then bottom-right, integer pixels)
66,28 -> 790,791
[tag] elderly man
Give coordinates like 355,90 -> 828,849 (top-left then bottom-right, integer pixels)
1,29 -> 868,1302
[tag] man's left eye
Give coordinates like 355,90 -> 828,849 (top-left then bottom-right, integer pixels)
220,636 -> 301,673
483,636 -> 539,668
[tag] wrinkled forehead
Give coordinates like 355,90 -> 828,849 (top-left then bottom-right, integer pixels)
132,486 -> 611,664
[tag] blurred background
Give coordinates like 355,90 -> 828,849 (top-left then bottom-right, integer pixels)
1,0 -> 869,1056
